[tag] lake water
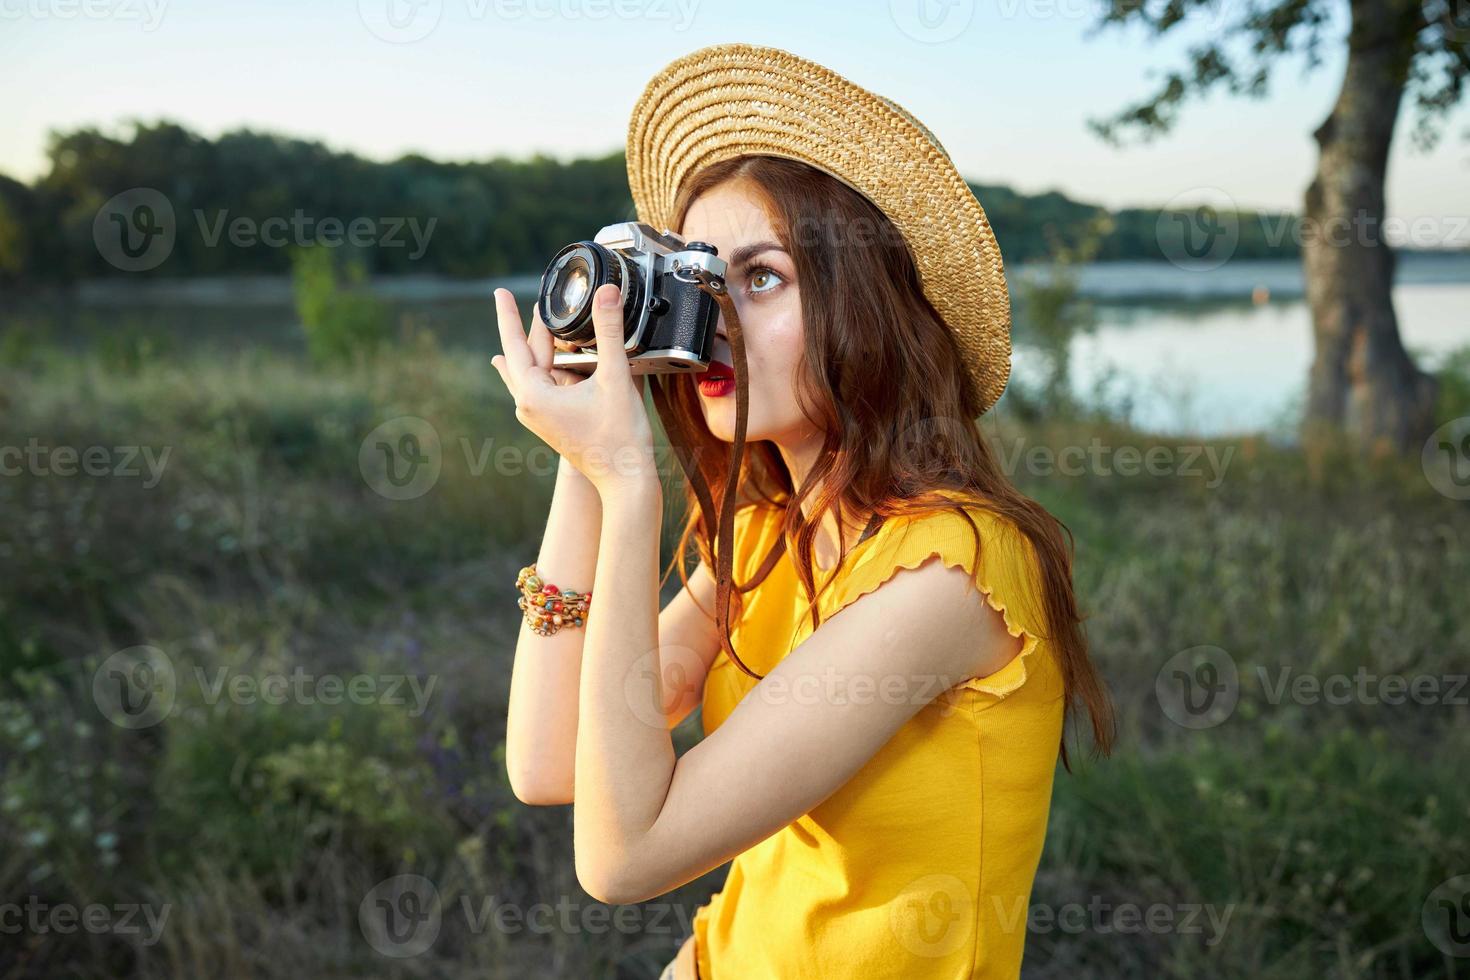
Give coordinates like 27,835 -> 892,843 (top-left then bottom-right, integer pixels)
1012,253 -> 1470,436
7,254 -> 1467,438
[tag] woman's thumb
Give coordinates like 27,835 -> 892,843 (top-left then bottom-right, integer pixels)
591,283 -> 631,383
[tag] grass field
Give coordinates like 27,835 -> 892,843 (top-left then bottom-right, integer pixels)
1,329 -> 1468,978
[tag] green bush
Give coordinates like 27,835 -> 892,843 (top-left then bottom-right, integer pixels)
1036,726 -> 1470,979
1434,344 -> 1470,423
290,246 -> 392,366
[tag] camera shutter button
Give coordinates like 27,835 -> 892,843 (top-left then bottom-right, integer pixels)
685,241 -> 717,254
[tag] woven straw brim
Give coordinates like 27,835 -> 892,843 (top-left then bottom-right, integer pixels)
626,43 -> 1011,415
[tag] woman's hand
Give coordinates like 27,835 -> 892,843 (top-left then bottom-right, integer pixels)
490,284 -> 657,499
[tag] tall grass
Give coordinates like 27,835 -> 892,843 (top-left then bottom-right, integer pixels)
1,335 -> 1466,978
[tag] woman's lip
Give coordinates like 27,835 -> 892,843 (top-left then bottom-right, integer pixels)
698,359 -> 735,397
697,376 -> 735,397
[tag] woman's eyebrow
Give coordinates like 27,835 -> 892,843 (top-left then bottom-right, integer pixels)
728,240 -> 786,267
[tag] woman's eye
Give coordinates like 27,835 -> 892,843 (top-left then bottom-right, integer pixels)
747,267 -> 784,294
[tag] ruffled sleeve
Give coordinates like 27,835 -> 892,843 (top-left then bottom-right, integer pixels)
811,503 -> 1053,704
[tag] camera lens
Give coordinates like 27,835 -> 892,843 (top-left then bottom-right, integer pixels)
536,242 -> 641,345
548,254 -> 591,321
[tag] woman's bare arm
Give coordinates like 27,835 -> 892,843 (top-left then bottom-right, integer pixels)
504,455 -> 724,806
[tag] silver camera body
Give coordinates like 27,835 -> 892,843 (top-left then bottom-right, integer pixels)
537,222 -> 728,376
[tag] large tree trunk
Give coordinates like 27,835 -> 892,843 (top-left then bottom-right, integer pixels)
1302,0 -> 1437,453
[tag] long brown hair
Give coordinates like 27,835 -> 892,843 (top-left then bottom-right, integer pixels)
649,155 -> 1114,765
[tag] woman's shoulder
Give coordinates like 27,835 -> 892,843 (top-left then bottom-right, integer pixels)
852,490 -> 1060,703
874,490 -> 1036,566
842,490 -> 1047,631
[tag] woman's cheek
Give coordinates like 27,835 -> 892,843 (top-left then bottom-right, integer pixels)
763,305 -> 807,421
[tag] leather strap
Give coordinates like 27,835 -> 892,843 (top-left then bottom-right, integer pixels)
650,286 -> 883,679
705,288 -> 751,676
651,286 -> 764,678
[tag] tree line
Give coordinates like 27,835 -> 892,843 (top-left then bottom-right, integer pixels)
0,121 -> 1308,286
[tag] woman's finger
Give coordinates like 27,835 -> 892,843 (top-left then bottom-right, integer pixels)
493,288 -> 534,388
528,301 -> 554,369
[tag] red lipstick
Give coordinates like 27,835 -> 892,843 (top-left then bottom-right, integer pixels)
698,359 -> 735,398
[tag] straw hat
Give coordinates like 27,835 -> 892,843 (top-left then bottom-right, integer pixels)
626,42 -> 1012,416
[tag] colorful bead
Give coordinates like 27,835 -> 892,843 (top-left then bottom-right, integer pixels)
516,563 -> 591,636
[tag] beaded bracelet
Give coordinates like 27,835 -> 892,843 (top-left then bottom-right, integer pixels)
516,563 -> 591,636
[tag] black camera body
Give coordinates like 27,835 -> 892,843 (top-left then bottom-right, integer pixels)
536,222 -> 726,376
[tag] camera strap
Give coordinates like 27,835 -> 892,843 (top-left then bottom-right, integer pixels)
650,285 -> 776,679
651,286 -> 885,680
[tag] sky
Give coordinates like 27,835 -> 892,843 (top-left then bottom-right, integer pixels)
3,0 -> 1469,242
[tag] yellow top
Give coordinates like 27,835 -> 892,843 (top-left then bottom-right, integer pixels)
690,491 -> 1066,979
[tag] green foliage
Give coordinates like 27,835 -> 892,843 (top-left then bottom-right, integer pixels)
1088,0 -> 1466,151
1038,727 -> 1470,979
0,319 -> 47,370
290,245 -> 391,366
0,184 -> 30,282
1433,344 -> 1470,422
151,656 -> 453,878
0,673 -> 126,894
16,120 -> 638,282
257,740 -> 427,849
91,324 -> 174,376
973,182 -> 1300,263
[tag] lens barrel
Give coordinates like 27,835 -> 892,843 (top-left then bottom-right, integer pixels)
536,242 -> 641,345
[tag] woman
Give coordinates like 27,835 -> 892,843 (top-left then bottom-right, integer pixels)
494,44 -> 1114,979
